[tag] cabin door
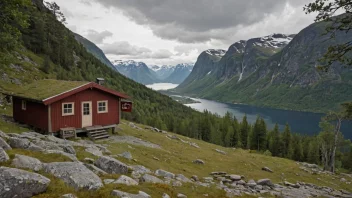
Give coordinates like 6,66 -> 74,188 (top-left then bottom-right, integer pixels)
82,101 -> 92,128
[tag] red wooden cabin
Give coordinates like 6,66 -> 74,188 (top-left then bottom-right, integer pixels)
4,79 -> 131,139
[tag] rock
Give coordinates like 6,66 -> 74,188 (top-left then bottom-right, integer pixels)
340,189 -> 351,195
111,190 -> 151,198
114,175 -> 138,186
177,193 -> 187,198
84,158 -> 95,164
44,150 -> 78,162
43,162 -> 103,190
85,147 -> 103,157
262,167 -> 273,173
341,178 -> 347,182
153,156 -> 160,161
284,181 -> 300,188
131,171 -> 142,179
172,180 -> 183,187
162,193 -> 171,198
104,179 -> 115,184
84,163 -> 108,175
140,174 -> 164,184
94,156 -> 128,174
214,149 -> 227,155
246,179 -> 257,187
8,137 -> 43,151
0,167 -> 50,198
236,180 -> 246,185
119,151 -> 133,160
203,177 -> 214,183
11,154 -> 43,171
0,130 -> 9,139
190,142 -> 200,148
0,147 -> 9,162
130,165 -> 151,174
0,137 -> 11,150
155,169 -> 175,178
60,144 -> 76,155
228,174 -> 242,181
191,175 -> 199,182
61,194 -> 77,198
176,174 -> 192,183
193,159 -> 205,165
257,179 -> 273,187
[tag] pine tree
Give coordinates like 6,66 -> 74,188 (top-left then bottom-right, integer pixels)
282,123 -> 291,157
269,123 -> 281,156
307,138 -> 320,164
240,115 -> 249,148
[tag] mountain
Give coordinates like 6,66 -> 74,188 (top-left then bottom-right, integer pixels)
176,26 -> 352,112
165,63 -> 194,84
149,65 -> 175,80
74,33 -> 115,69
112,60 -> 159,85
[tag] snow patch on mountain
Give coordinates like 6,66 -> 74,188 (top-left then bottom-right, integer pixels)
254,34 -> 294,49
205,49 -> 227,57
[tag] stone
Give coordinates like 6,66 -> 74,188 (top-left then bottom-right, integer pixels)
0,137 -> 11,150
131,171 -> 142,179
43,162 -> 103,190
284,181 -> 300,188
0,147 -> 9,162
254,185 -> 263,191
257,179 -> 273,187
8,137 -> 43,151
191,175 -> 199,182
247,179 -> 257,187
114,175 -> 138,186
228,174 -> 242,181
155,169 -> 175,178
104,179 -> 115,184
129,165 -> 151,174
84,163 -> 108,175
162,193 -> 171,198
340,189 -> 351,195
177,193 -> 187,198
111,190 -> 151,198
341,178 -> 347,182
262,167 -> 273,173
193,159 -> 205,165
203,177 -> 214,182
119,151 -> 133,160
11,154 -> 43,171
140,174 -> 164,184
60,144 -> 76,155
176,174 -> 192,183
236,180 -> 246,185
172,180 -> 183,187
0,130 -> 9,139
94,156 -> 128,174
214,149 -> 227,155
0,167 -> 50,198
61,194 -> 77,198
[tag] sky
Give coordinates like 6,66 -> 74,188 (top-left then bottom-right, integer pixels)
55,0 -> 316,66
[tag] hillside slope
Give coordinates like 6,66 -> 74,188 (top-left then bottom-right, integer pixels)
74,33 -> 115,69
176,24 -> 352,112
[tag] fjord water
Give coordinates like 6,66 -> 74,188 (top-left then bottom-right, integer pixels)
185,98 -> 352,140
146,83 -> 179,90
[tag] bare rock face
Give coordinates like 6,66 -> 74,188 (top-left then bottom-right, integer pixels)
140,174 -> 164,184
0,167 -> 50,198
0,137 -> 11,150
94,156 -> 128,174
43,162 -> 103,190
0,147 -> 9,162
113,175 -> 138,186
11,154 -> 43,171
8,137 -> 43,151
155,169 -> 175,179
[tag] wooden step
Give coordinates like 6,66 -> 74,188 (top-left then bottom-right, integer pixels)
90,132 -> 109,137
88,129 -> 109,140
88,130 -> 106,135
92,134 -> 110,140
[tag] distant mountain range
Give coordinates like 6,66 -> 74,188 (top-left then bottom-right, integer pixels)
175,22 -> 352,112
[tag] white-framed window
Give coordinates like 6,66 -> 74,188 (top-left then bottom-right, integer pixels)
62,102 -> 74,116
22,100 -> 26,110
97,100 -> 108,113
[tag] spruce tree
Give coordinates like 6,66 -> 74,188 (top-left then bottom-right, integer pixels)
240,115 -> 249,149
269,123 -> 280,156
282,123 -> 291,157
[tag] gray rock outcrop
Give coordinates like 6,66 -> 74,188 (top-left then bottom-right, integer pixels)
0,147 -> 9,162
94,156 -> 128,174
43,162 -> 103,190
11,154 -> 43,171
113,175 -> 138,186
155,169 -> 175,178
0,137 -> 11,150
0,167 -> 50,198
140,174 -> 164,184
111,190 -> 151,198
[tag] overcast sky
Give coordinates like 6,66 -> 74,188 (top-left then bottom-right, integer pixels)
55,0 -> 316,66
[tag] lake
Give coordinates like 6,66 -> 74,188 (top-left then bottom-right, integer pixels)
146,83 -> 179,90
185,98 -> 352,140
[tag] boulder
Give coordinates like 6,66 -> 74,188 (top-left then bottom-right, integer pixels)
0,130 -> 9,139
0,147 -> 9,162
162,193 -> 171,198
43,162 -> 103,190
193,159 -> 205,165
140,174 -> 164,184
155,169 -> 175,178
119,151 -> 133,160
284,181 -> 300,188
8,137 -> 43,151
131,171 -> 142,179
129,165 -> 151,174
214,149 -> 227,155
84,163 -> 108,175
177,193 -> 187,198
191,175 -> 199,182
246,179 -> 257,187
61,194 -> 77,198
11,154 -> 43,171
228,174 -> 241,181
176,174 -> 192,183
94,156 -> 128,174
257,179 -> 273,187
0,167 -> 50,198
113,175 -> 138,186
60,144 -> 76,155
262,167 -> 273,173
111,190 -> 151,198
0,137 -> 11,150
236,180 -> 246,185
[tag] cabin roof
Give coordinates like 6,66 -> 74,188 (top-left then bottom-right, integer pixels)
3,79 -> 129,104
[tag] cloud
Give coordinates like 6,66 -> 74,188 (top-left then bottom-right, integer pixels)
101,41 -> 173,59
85,29 -> 113,44
94,0 -> 312,43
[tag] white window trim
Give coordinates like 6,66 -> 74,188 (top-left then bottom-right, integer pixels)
62,102 -> 75,116
22,100 -> 26,110
97,100 -> 108,113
